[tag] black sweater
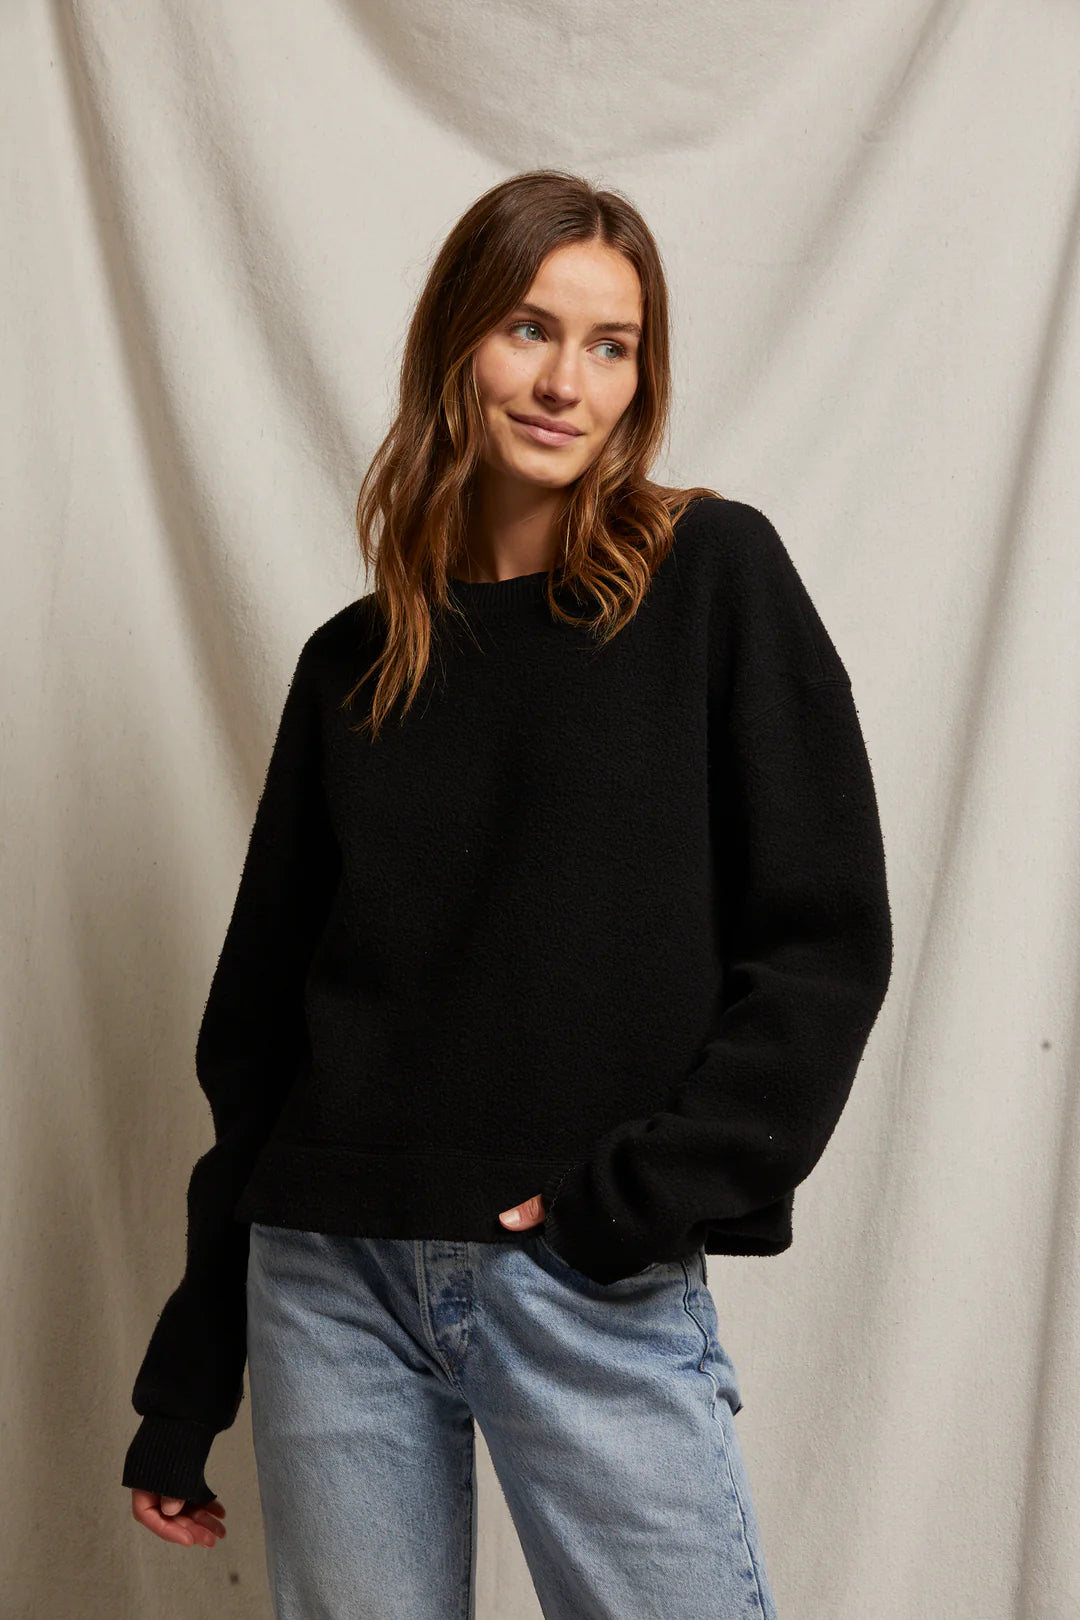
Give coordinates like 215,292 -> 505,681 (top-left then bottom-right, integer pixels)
122,495 -> 893,1505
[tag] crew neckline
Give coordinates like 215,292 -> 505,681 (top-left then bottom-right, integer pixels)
447,570 -> 552,612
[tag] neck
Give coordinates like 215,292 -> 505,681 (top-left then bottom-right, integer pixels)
461,475 -> 568,582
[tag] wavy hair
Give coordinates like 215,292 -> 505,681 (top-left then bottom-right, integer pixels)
347,168 -> 721,740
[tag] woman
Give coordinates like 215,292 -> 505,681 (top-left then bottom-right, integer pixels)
124,168 -> 892,1619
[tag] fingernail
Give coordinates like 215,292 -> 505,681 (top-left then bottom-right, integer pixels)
501,1210 -> 521,1225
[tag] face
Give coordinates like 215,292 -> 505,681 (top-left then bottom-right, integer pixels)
470,239 -> 643,495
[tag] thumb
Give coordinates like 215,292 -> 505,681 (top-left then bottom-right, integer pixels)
499,1194 -> 546,1228
160,1497 -> 185,1515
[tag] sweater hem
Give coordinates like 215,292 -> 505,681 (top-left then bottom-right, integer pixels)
234,1140 -> 797,1257
235,1141 -> 576,1243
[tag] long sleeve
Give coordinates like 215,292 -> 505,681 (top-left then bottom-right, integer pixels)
540,504 -> 894,1284
121,636 -> 341,1503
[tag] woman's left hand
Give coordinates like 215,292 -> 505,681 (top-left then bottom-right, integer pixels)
498,1194 -> 545,1230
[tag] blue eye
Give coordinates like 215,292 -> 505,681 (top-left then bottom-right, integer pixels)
508,322 -> 627,360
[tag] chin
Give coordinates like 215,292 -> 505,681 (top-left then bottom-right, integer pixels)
515,461 -> 578,489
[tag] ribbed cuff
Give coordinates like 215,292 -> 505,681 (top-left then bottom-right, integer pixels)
121,1415 -> 219,1505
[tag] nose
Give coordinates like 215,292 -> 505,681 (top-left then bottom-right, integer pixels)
535,350 -> 582,404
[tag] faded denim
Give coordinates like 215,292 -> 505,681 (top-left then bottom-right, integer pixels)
246,1221 -> 779,1619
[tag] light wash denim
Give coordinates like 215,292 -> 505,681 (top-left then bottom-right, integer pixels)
246,1221 -> 779,1620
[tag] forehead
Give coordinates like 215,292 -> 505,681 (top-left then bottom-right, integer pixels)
523,242 -> 643,327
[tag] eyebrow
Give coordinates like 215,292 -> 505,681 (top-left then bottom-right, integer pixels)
512,301 -> 642,340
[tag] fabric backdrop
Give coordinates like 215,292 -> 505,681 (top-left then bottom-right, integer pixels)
5,1 -> 1079,1615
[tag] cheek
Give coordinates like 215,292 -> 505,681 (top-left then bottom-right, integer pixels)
593,360 -> 637,411
610,377 -> 639,433
475,344 -> 533,403
591,387 -> 634,438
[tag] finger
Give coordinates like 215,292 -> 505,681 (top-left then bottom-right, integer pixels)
157,1510 -> 213,1548
134,1504 -> 196,1547
189,1508 -> 227,1539
161,1521 -> 197,1547
499,1194 -> 546,1228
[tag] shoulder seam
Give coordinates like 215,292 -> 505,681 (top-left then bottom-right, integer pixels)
739,676 -> 851,731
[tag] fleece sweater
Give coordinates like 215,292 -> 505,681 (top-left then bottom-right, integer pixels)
121,495 -> 893,1505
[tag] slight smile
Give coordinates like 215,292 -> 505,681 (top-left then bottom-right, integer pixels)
509,414 -> 583,447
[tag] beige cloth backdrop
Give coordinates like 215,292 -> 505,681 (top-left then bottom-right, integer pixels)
5,1 -> 1079,1615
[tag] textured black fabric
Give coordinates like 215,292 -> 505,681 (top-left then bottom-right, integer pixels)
122,495 -> 893,1501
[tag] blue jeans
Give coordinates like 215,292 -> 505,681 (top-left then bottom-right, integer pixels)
245,1221 -> 779,1619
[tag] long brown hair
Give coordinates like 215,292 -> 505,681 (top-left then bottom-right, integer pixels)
347,168 -> 721,740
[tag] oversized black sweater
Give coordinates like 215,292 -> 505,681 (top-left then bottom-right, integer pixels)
122,495 -> 893,1505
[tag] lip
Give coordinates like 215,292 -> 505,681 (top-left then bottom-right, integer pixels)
509,413 -> 583,445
